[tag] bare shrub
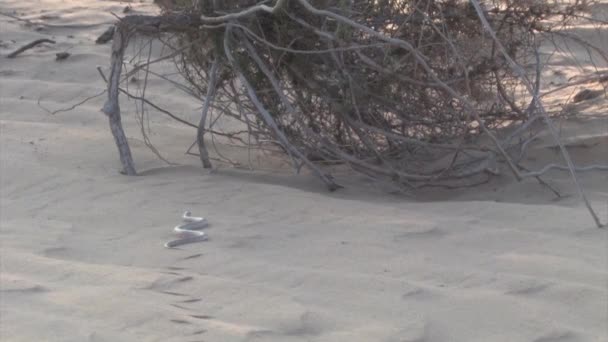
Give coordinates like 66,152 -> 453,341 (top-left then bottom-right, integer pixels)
102,0 -> 607,225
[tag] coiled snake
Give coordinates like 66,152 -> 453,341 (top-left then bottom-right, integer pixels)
164,211 -> 209,248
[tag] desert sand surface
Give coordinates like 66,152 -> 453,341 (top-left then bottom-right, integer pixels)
1,1 -> 607,341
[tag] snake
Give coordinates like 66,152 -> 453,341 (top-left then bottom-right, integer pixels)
164,211 -> 209,248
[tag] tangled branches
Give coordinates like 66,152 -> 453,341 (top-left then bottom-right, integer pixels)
102,0 -> 607,226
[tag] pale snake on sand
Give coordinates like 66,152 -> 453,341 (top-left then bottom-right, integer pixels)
164,211 -> 209,248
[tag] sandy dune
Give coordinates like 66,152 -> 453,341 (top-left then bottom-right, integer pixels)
1,1 -> 607,341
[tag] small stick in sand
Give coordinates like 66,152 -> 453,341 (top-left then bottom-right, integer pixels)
6,38 -> 55,58
96,26 -> 115,44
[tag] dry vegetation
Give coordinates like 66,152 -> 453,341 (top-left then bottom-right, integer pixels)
100,0 -> 607,226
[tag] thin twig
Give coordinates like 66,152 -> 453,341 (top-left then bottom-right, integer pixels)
97,66 -> 198,129
37,90 -> 107,115
520,163 -> 608,177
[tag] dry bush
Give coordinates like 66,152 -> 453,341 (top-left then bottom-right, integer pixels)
102,0 -> 607,225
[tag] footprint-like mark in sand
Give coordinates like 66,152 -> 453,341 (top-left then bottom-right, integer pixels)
160,290 -> 189,297
146,268 -> 195,291
281,311 -> 327,337
42,246 -> 71,258
506,281 -> 552,296
533,331 -> 578,342
170,303 -> 194,310
226,234 -> 265,250
387,320 -> 442,342
1,285 -> 48,294
166,266 -> 186,271
176,276 -> 194,283
146,272 -> 197,300
387,331 -> 428,342
393,226 -> 447,241
246,329 -> 277,340
181,253 -> 204,260
401,287 -> 438,301
180,298 -> 202,303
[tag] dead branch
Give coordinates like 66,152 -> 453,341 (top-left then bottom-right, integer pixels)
101,23 -> 137,175
6,39 -> 55,58
197,59 -> 220,169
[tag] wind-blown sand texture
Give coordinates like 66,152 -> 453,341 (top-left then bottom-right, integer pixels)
1,1 -> 607,341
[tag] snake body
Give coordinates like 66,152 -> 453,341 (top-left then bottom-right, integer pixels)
165,211 -> 209,248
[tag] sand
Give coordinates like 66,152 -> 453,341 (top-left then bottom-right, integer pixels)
1,1 -> 607,341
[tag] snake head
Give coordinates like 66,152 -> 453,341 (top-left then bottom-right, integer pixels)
183,210 -> 192,218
